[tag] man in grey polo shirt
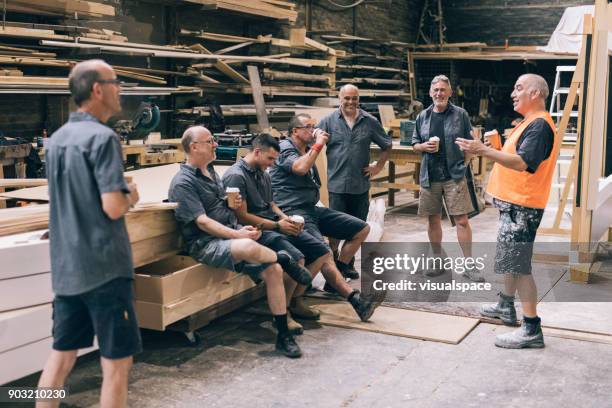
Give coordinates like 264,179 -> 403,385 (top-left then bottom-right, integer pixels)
37,59 -> 141,408
317,84 -> 392,278
270,114 -> 386,322
412,74 -> 480,282
168,125 -> 312,358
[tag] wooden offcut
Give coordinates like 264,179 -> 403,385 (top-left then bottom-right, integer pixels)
304,298 -> 479,344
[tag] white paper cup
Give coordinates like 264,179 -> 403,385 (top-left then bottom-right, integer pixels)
290,215 -> 305,226
429,136 -> 440,152
226,187 -> 240,208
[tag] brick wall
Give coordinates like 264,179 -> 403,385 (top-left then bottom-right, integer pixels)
443,0 -> 594,46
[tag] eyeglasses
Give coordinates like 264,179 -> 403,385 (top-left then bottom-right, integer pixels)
96,79 -> 122,86
192,138 -> 217,146
295,125 -> 315,130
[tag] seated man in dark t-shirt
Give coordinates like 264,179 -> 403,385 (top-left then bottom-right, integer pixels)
168,126 -> 313,358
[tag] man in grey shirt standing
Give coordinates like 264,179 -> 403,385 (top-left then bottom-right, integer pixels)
412,74 -> 480,282
37,60 -> 141,408
317,84 -> 392,278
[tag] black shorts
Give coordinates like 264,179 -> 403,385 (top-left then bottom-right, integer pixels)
284,230 -> 330,265
287,206 -> 368,248
52,278 -> 142,359
329,191 -> 370,221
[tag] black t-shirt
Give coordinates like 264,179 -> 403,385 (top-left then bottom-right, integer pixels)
516,118 -> 554,174
428,110 -> 451,182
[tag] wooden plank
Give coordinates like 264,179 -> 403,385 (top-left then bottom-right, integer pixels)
0,179 -> 47,188
289,28 -> 306,47
378,105 -> 396,128
304,298 -> 479,345
188,43 -> 248,83
247,65 -> 270,132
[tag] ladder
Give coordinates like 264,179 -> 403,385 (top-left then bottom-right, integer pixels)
539,64 -> 582,235
549,65 -> 579,143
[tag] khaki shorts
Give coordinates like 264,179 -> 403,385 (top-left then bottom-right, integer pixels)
418,178 -> 474,216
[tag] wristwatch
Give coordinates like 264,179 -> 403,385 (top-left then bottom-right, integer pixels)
274,221 -> 280,232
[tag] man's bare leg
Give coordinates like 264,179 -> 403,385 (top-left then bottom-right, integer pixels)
100,356 -> 132,408
36,350 -> 78,408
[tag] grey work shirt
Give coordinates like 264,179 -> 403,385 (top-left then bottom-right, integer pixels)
317,108 -> 392,194
168,163 -> 238,249
46,111 -> 133,296
411,103 -> 473,188
269,138 -> 321,212
222,158 -> 277,220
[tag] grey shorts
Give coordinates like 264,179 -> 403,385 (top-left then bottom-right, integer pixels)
189,238 -> 268,282
494,199 -> 544,275
418,178 -> 474,216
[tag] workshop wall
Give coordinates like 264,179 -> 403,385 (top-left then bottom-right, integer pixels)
443,0 -> 594,46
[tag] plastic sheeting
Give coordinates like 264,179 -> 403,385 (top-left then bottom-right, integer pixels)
538,5 -> 612,54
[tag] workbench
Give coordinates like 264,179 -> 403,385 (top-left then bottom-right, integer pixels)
0,143 -> 31,208
370,141 -> 489,207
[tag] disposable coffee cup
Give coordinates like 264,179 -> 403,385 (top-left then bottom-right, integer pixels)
290,215 -> 305,226
429,136 -> 440,152
484,130 -> 502,150
226,187 -> 240,208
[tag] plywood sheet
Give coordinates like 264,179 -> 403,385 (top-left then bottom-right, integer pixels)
304,298 -> 479,344
0,304 -> 51,353
0,273 -> 53,312
0,163 -> 230,204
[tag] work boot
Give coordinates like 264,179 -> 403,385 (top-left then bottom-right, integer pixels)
323,281 -> 338,294
290,296 -> 320,320
287,313 -> 304,335
480,292 -> 518,325
336,260 -> 359,280
277,251 -> 312,285
463,266 -> 485,282
349,290 -> 387,322
275,332 -> 302,358
495,320 -> 545,349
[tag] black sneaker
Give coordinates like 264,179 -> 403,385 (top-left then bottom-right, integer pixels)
349,290 -> 386,322
275,333 -> 302,358
277,250 -> 312,285
336,260 -> 359,280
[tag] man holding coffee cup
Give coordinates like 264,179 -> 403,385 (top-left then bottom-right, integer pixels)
269,113 -> 386,323
223,133 -> 332,334
169,126 -> 314,358
412,74 -> 481,281
456,74 -> 558,349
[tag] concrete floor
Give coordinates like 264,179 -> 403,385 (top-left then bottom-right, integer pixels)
11,198 -> 612,407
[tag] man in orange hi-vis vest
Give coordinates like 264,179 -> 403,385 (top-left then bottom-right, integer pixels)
455,74 -> 558,349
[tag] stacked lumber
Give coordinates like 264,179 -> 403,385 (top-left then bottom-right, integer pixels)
182,0 -> 297,23
179,27 -> 338,97
5,0 -> 115,18
314,32 -> 411,109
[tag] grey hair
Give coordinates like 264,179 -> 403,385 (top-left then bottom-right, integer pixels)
339,83 -> 359,96
181,125 -> 209,154
288,113 -> 312,136
68,59 -> 109,106
521,74 -> 549,100
430,74 -> 451,89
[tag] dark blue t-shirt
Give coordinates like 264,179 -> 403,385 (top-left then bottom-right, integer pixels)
46,112 -> 133,296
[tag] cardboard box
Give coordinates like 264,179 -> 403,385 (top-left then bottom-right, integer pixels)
134,256 -> 256,330
0,304 -> 52,353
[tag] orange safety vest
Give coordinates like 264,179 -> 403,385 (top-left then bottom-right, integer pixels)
486,111 -> 559,209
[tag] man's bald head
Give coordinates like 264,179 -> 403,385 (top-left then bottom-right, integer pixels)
68,59 -> 113,106
181,125 -> 211,153
339,84 -> 359,98
519,74 -> 549,101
